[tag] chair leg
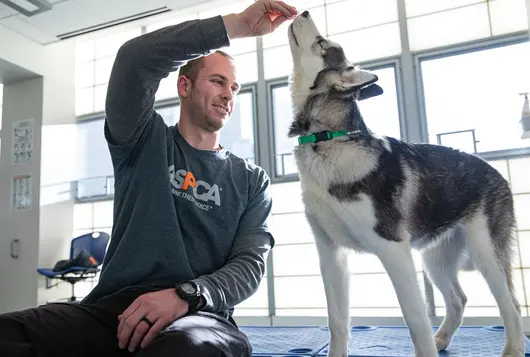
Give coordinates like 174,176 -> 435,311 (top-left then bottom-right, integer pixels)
70,283 -> 76,302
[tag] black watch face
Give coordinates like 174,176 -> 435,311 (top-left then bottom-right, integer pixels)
182,283 -> 196,295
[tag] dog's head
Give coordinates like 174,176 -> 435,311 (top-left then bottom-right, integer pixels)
286,11 -> 383,136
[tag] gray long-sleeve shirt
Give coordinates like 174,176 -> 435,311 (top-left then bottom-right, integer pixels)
81,15 -> 274,317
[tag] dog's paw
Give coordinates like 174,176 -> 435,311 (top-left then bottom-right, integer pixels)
434,335 -> 450,352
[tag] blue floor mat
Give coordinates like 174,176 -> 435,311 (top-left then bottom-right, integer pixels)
240,326 -> 330,356
240,325 -> 530,357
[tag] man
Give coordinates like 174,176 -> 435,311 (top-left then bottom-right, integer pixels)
0,1 -> 298,356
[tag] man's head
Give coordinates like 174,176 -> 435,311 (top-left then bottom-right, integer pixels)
177,50 -> 240,132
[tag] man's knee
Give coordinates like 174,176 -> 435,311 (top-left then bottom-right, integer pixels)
137,330 -> 223,357
137,325 -> 251,357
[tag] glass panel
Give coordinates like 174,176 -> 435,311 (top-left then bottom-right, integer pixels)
75,40 -> 94,63
357,66 -> 401,139
268,213 -> 315,245
271,84 -> 297,176
263,6 -> 326,48
514,194 -> 530,230
273,244 -> 321,276
235,279 -> 268,309
436,130 -> 477,154
436,307 -> 501,317
156,72 -> 178,101
486,160 -> 510,182
264,46 -> 292,80
93,200 -> 114,228
94,56 -> 115,86
421,41 -> 530,153
74,203 -> 94,230
270,181 -> 305,214
326,0 -> 398,36
407,3 -> 490,51
222,37 -> 256,56
404,0 -> 485,18
274,276 -> 326,308
233,52 -> 258,84
75,87 -> 94,116
75,61 -> 94,89
94,84 -> 108,113
518,231 -> 530,268
77,177 -> 109,199
328,22 -> 402,63
157,104 -> 181,127
349,273 -> 425,308
433,270 -> 498,310
232,308 -> 269,316
348,250 -> 424,274
508,157 -> 530,194
489,0 -> 528,36
76,118 -> 114,180
220,91 -> 256,162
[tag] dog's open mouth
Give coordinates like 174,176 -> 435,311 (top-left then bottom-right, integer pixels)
289,23 -> 299,47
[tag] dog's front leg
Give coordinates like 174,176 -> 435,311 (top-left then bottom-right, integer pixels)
309,218 -> 350,357
376,240 -> 438,357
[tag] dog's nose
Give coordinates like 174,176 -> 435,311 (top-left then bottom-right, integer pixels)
301,10 -> 310,18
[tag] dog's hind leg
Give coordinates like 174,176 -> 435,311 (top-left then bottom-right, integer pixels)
308,216 -> 350,357
463,209 -> 524,357
375,240 -> 438,357
421,234 -> 468,351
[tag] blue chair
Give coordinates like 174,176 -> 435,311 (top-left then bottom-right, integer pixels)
37,231 -> 110,302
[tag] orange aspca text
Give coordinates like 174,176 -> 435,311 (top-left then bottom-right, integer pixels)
168,165 -> 221,206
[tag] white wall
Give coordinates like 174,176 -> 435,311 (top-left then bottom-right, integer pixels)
0,26 -> 77,310
0,77 -> 43,313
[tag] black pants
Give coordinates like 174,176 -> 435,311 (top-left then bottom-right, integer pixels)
0,287 -> 252,357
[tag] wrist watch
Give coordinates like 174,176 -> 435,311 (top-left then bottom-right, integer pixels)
175,281 -> 202,313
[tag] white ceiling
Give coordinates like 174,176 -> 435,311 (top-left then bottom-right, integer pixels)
0,0 -> 214,45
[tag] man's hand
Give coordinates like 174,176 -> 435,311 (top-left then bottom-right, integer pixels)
117,288 -> 188,352
223,0 -> 298,39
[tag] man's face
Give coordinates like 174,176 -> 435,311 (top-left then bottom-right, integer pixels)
180,53 -> 240,132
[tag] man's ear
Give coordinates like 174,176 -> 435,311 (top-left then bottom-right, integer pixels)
177,75 -> 192,99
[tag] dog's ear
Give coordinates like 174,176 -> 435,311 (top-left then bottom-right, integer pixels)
358,83 -> 383,101
331,68 -> 380,100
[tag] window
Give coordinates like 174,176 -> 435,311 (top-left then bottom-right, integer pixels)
75,29 -> 142,116
262,0 -> 401,80
406,0 -> 528,51
420,40 -> 530,153
270,65 -> 401,177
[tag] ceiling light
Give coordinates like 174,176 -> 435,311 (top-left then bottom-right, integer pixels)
0,0 -> 52,17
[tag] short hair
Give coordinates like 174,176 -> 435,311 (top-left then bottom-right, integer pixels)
178,50 -> 234,82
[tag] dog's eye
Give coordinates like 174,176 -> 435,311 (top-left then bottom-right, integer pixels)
346,66 -> 354,71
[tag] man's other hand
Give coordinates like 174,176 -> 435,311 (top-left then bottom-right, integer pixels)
117,288 -> 188,352
223,0 -> 298,39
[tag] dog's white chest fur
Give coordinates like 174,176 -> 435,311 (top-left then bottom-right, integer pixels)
295,142 -> 382,253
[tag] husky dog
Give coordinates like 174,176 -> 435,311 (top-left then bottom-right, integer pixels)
286,10 -> 524,357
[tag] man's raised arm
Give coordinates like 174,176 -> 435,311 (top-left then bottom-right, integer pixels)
104,16 -> 231,146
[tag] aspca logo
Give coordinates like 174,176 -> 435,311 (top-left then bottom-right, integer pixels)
168,165 -> 221,207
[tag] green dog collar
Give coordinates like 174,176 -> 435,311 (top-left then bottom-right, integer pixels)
298,130 -> 356,145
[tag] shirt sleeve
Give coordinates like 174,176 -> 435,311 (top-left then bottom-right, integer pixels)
192,168 -> 274,313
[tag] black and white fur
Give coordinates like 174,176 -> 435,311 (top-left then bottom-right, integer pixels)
286,10 -> 524,357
